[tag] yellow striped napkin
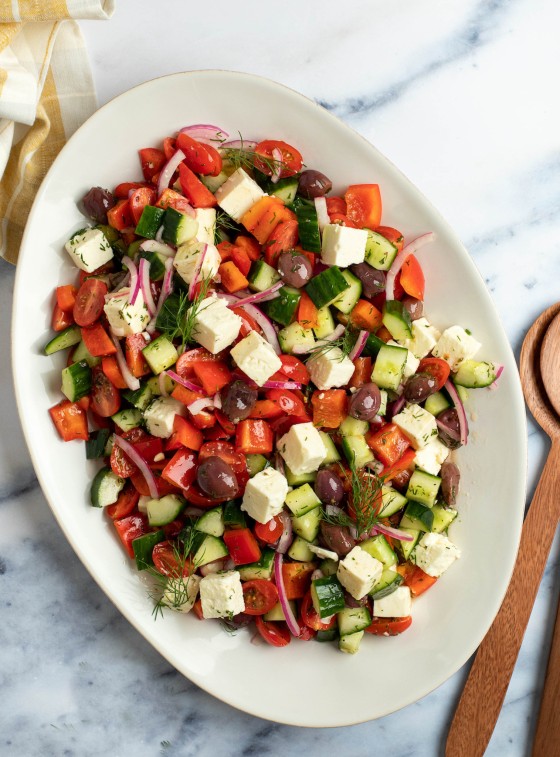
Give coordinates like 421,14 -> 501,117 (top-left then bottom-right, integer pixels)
0,1 -> 115,264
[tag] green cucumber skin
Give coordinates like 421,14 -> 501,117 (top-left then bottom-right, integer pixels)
263,286 -> 301,326
305,266 -> 350,309
293,199 -> 321,253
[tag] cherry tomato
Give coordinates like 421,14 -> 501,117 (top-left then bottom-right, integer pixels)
254,140 -> 303,178
105,485 -> 140,520
242,579 -> 279,616
129,186 -> 157,225
73,278 -> 108,327
417,357 -> 451,391
152,540 -> 193,578
176,132 -> 222,176
183,482 -> 231,507
114,181 -> 151,199
139,147 -> 166,181
325,196 -> 346,215
265,388 -> 306,416
110,442 -> 137,478
254,616 -> 291,647
175,347 -> 224,378
300,591 -> 336,631
376,225 -> 404,252
263,219 -> 299,266
254,516 -> 284,545
276,355 -> 310,384
364,616 -> 413,635
296,625 -> 316,641
163,137 -> 177,160
90,366 -> 121,417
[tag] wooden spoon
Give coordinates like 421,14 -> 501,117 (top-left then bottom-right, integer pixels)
533,577 -> 560,757
446,302 -> 560,757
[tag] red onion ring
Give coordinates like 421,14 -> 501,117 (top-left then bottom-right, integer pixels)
140,240 -> 175,258
157,149 -> 187,200
348,329 -> 369,361
270,147 -> 283,185
314,197 -> 330,232
113,434 -> 159,500
188,243 -> 208,300
147,257 -> 175,334
387,395 -> 406,420
221,139 -> 258,150
179,124 -> 229,145
372,523 -> 415,542
273,553 -> 301,637
110,334 -> 140,391
138,257 -> 156,315
165,370 -> 203,393
230,281 -> 283,308
238,303 -> 281,355
188,397 -> 214,415
276,511 -> 293,554
122,256 -> 139,305
444,379 -> 469,446
489,363 -> 504,390
386,232 -> 435,300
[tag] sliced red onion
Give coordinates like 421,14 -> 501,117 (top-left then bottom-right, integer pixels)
221,139 -> 258,150
188,243 -> 208,300
238,303 -> 281,354
140,239 -> 175,258
213,392 -> 222,409
231,281 -> 283,308
276,511 -> 293,554
445,379 -> 469,446
147,257 -> 175,333
158,371 -> 170,397
122,256 -> 139,305
314,197 -> 330,232
155,225 -> 165,243
188,397 -> 214,415
311,569 -> 324,581
314,260 -> 329,276
348,329 -> 369,361
113,434 -> 159,499
157,148 -> 187,199
263,380 -> 302,390
199,558 -> 226,576
137,257 -> 156,315
489,363 -> 504,390
104,288 -> 129,302
215,292 -> 239,305
110,335 -> 140,391
273,453 -> 286,477
387,396 -> 406,419
179,124 -> 229,145
325,324 -> 346,342
386,232 -> 435,300
435,416 -> 461,443
372,522 -> 415,542
273,552 -> 301,637
165,370 -> 202,392
270,147 -> 283,185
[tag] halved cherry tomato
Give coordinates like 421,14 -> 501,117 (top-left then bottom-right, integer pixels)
152,540 -> 193,578
106,485 -> 140,520
107,199 -> 134,230
326,196 -> 346,215
265,388 -> 306,416
129,186 -> 157,225
175,347 -> 222,378
254,140 -> 303,178
230,306 -> 260,338
176,132 -> 222,176
300,591 -> 336,631
270,415 -> 310,439
254,515 -> 284,544
242,579 -> 278,615
263,219 -> 299,266
73,278 -> 108,327
163,137 -> 177,160
139,147 -> 166,181
182,482 -> 229,508
377,225 -> 404,252
155,188 -> 194,214
254,616 -> 291,647
51,304 -> 73,331
417,357 -> 450,391
178,162 -> 217,208
114,181 -> 150,199
296,625 -> 316,641
364,616 -> 412,635
90,366 -> 121,417
110,442 -> 137,478
277,355 -> 310,384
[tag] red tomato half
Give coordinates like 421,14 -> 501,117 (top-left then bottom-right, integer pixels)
277,355 -> 310,384
129,186 -> 157,225
417,357 -> 450,391
106,485 -> 139,520
110,443 -> 137,478
73,278 -> 108,327
254,140 -> 303,178
364,616 -> 413,635
90,366 -> 121,417
300,591 -> 336,631
139,147 -> 166,181
152,540 -> 193,578
242,580 -> 278,616
254,516 -> 284,544
265,388 -> 306,416
255,616 -> 291,647
176,132 -> 222,176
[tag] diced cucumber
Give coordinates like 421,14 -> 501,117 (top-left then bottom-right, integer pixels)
372,344 -> 408,392
123,382 -> 154,411
424,391 -> 451,416
339,416 -> 369,437
278,322 -> 316,354
332,269 -> 362,314
195,506 -> 224,537
394,529 -> 421,561
311,575 -> 345,618
111,408 -> 142,432
237,547 -> 275,580
192,534 -> 229,568
132,530 -> 165,571
90,466 -> 125,507
454,360 -> 498,388
316,627 -> 339,642
293,198 -> 321,253
264,600 -> 297,622
147,494 -> 186,527
200,170 -> 231,193
382,300 -> 412,341
285,465 -> 317,487
72,339 -> 101,367
313,306 -> 336,339
288,537 -> 317,562
135,205 -> 166,239
61,360 -> 91,402
361,332 -> 387,358
263,286 -> 301,326
85,428 -> 111,460
142,335 -> 179,374
44,325 -> 81,356
319,431 -> 341,464
406,469 -> 441,508
400,501 -> 434,532
146,374 -> 174,397
339,630 -> 365,654
285,483 -> 321,517
291,506 -> 322,541
138,249 -> 166,281
223,500 -> 247,529
248,259 -> 280,292
95,224 -> 120,243
246,454 -> 268,477
337,606 -> 372,635
320,558 -> 339,577
305,266 -> 350,309
378,486 -> 408,518
431,504 -> 458,533
369,567 -> 403,599
269,175 -> 299,204
162,207 -> 198,246
360,534 -> 397,567
379,390 -> 388,417
341,435 -> 374,468
364,230 -> 398,271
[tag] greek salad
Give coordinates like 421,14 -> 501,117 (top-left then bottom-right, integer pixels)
45,124 -> 502,653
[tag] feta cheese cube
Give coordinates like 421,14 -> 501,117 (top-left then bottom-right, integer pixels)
415,532 -> 461,577
277,422 -> 327,475
308,544 -> 339,562
65,227 -> 114,272
393,403 -> 438,450
214,167 -> 266,222
174,240 -> 221,285
432,325 -> 481,372
194,208 -> 216,246
414,438 -> 450,475
337,546 -> 383,600
143,397 -> 187,438
241,468 -> 289,524
387,341 -> 420,379
321,224 -> 368,267
399,318 -> 441,359
307,348 -> 356,390
162,574 -> 201,613
199,570 -> 245,619
192,296 -> 242,354
103,288 -> 150,337
230,331 -> 282,386
373,586 -> 412,618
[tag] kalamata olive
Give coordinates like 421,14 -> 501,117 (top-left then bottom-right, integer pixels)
277,252 -> 313,288
297,169 -> 333,199
349,383 -> 381,421
402,296 -> 424,321
437,408 -> 462,449
350,263 -> 386,299
440,462 -> 460,507
222,612 -> 252,630
391,468 -> 412,492
314,469 -> 344,506
220,380 -> 258,423
81,186 -> 116,224
319,522 -> 355,557
404,373 -> 438,403
196,456 -> 238,499
343,591 -> 369,608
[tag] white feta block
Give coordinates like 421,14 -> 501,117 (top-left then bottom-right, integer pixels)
65,227 -> 114,272
337,546 -> 383,600
415,532 -> 461,577
414,438 -> 450,475
195,208 -> 216,246
214,167 -> 266,222
230,331 -> 282,386
432,325 -> 481,372
308,544 -> 339,562
307,348 -> 356,390
387,341 -> 420,379
103,288 -> 150,337
399,318 -> 441,359
143,397 -> 187,438
192,296 -> 242,354
277,422 -> 327,475
393,403 -> 438,450
174,240 -> 221,285
199,571 -> 245,619
321,224 -> 368,267
373,586 -> 412,618
162,574 -> 201,613
241,468 -> 289,524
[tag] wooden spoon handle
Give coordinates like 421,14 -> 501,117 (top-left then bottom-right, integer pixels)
532,579 -> 560,757
446,441 -> 560,757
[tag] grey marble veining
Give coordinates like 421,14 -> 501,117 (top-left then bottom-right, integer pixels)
2,0 -> 560,754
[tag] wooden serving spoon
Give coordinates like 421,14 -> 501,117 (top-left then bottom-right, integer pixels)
446,302 -> 560,757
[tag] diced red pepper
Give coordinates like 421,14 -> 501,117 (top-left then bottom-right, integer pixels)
223,528 -> 262,565
235,419 -> 274,455
125,334 -> 151,377
49,400 -> 89,442
113,513 -> 148,558
161,448 -> 198,490
192,361 -> 232,395
56,285 -> 77,312
107,199 -> 134,230
51,304 -> 73,332
80,322 -> 116,357
366,423 -> 411,467
165,415 -> 204,452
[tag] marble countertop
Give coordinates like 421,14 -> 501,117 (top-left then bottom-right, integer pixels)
2,0 -> 560,754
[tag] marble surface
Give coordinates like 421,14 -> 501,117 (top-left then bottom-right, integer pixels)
2,0 -> 560,754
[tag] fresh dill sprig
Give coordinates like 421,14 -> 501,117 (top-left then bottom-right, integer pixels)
214,209 -> 243,237
307,327 -> 358,363
322,457 -> 384,537
220,137 -> 287,177
148,527 -> 202,618
158,276 -> 212,348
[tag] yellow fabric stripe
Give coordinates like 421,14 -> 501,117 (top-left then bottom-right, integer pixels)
0,68 -> 66,264
0,67 -> 8,100
11,1 -> 70,22
0,23 -> 21,52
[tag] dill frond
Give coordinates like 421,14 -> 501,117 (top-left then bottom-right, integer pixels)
157,276 -> 212,348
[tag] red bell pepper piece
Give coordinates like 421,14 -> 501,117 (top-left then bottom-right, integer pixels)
113,513 -> 148,558
80,322 -> 116,357
223,528 -> 262,566
51,304 -> 73,332
192,360 -> 232,395
366,423 -> 411,467
49,400 -> 89,441
56,285 -> 77,312
107,199 -> 134,230
125,334 -> 151,377
165,415 -> 204,452
344,184 -> 382,229
161,449 -> 198,490
235,419 -> 274,455
178,163 -> 217,208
